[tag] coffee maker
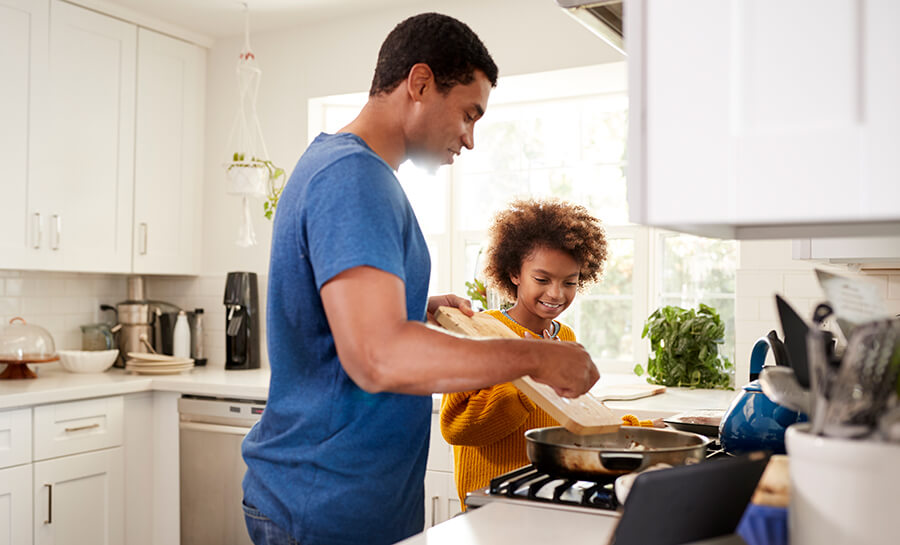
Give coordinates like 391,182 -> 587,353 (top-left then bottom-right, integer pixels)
224,272 -> 261,370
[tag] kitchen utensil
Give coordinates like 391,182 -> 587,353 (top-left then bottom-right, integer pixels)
720,331 -> 806,454
805,329 -> 834,436
524,425 -> 710,480
434,306 -> 620,434
590,383 -> 666,402
775,295 -> 811,388
57,349 -> 119,373
786,422 -> 900,545
0,317 -> 59,379
819,318 -> 900,438
80,322 -> 119,351
662,409 -> 724,436
188,308 -> 207,367
758,366 -> 812,414
878,406 -> 900,443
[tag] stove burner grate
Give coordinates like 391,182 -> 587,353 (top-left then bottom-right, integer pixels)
487,465 -> 619,510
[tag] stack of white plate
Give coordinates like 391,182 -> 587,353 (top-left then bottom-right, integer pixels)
126,352 -> 194,375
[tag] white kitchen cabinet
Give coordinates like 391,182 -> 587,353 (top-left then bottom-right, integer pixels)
28,0 -> 136,272
0,408 -> 32,469
133,28 -> 206,275
32,447 -> 124,545
0,0 -> 48,270
425,409 -> 460,528
32,396 -> 124,462
626,0 -> 900,239
0,464 -> 33,545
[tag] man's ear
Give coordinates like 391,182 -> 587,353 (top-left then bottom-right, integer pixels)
406,63 -> 434,101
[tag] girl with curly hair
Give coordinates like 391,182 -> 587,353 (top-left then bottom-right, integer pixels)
440,197 -> 608,507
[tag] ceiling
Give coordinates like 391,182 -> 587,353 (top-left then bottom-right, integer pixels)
105,0 -> 429,40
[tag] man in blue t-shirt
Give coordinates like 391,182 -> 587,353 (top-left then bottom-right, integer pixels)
241,12 -> 600,545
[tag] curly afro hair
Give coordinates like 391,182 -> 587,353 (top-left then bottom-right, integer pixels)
483,198 -> 608,302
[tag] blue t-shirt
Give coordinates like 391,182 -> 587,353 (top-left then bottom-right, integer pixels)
242,133 -> 432,545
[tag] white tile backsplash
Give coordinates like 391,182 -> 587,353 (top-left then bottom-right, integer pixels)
733,240 -> 900,386
0,270 -> 269,370
0,271 -> 127,352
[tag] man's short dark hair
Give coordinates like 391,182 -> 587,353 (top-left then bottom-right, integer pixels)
369,13 -> 499,96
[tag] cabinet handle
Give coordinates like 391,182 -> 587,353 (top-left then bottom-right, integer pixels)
51,214 -> 61,250
64,422 -> 100,433
431,496 -> 439,527
44,484 -> 52,524
32,213 -> 42,249
139,222 -> 148,255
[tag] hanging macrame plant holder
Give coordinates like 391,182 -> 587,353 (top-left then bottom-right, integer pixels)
224,4 -> 284,247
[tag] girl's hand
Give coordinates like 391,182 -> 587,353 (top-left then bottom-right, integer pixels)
426,294 -> 473,325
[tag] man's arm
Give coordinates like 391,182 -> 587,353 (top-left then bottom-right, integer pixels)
320,265 -> 599,396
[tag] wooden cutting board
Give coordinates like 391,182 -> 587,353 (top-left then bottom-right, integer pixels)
434,306 -> 621,435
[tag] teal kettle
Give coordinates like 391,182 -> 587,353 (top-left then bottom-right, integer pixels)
719,330 -> 807,455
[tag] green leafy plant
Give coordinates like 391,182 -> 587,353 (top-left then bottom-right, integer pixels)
465,278 -> 487,310
635,303 -> 734,389
228,152 -> 286,220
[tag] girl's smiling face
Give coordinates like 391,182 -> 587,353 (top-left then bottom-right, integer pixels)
510,246 -> 580,323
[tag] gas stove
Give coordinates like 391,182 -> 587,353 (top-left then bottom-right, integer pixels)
465,464 -> 622,516
465,440 -> 727,515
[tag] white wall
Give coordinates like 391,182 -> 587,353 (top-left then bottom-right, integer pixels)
200,0 -> 624,276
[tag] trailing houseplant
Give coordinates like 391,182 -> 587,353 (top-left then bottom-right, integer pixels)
226,152 -> 286,220
634,303 -> 734,389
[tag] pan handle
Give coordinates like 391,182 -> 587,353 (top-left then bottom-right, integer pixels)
599,452 -> 644,472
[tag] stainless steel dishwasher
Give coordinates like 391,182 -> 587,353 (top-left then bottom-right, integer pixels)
179,395 -> 265,545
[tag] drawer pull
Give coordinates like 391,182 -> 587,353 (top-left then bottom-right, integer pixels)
44,484 -> 52,524
64,423 -> 100,433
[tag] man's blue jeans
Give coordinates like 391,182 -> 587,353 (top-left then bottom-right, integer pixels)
242,500 -> 299,545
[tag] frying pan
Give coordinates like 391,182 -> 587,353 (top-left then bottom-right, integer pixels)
525,426 -> 711,480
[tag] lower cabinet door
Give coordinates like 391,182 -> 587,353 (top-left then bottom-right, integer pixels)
33,448 -> 123,545
424,469 -> 449,528
0,464 -> 32,545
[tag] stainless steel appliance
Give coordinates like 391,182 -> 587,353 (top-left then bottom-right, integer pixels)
102,276 -> 182,366
178,395 -> 264,545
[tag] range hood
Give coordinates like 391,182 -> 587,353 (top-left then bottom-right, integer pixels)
555,0 -> 624,56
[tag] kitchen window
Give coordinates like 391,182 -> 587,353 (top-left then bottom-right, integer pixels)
309,63 -> 737,373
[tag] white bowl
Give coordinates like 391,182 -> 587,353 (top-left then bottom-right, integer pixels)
58,349 -> 119,373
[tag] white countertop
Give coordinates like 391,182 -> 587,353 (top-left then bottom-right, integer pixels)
431,374 -> 738,416
0,364 -> 270,409
1,365 -> 737,416
398,502 -> 746,545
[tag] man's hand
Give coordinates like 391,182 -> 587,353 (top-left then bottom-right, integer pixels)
527,341 -> 600,398
427,294 -> 473,325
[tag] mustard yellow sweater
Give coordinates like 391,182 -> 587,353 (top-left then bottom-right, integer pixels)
439,309 -> 576,508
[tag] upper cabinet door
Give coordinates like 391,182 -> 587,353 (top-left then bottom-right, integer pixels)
133,28 -> 206,275
31,0 -> 136,272
0,0 -> 48,269
626,0 -> 900,238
